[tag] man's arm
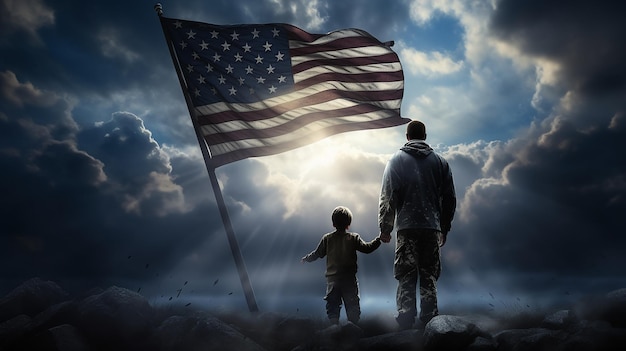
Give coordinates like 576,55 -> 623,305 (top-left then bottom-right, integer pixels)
440,161 -> 456,234
378,161 -> 398,238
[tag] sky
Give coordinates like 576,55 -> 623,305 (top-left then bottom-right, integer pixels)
1,0 -> 625,319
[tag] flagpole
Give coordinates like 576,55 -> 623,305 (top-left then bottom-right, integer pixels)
154,3 -> 259,313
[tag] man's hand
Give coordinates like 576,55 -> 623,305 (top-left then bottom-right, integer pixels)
380,232 -> 392,243
439,232 -> 448,247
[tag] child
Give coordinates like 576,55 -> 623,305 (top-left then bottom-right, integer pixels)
301,206 -> 382,324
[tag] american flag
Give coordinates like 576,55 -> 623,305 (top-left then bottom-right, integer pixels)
160,16 -> 407,167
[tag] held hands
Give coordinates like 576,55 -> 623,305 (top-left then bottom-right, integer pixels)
379,232 -> 392,243
439,231 -> 448,247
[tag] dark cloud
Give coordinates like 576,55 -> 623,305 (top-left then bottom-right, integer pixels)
490,0 -> 626,96
443,0 -> 626,301
0,72 -> 222,295
449,114 -> 626,296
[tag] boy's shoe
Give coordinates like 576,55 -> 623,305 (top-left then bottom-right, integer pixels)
329,317 -> 339,325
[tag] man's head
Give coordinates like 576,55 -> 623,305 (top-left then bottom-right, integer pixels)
406,120 -> 427,140
331,206 -> 352,230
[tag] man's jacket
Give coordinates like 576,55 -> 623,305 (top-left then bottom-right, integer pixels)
379,140 -> 456,234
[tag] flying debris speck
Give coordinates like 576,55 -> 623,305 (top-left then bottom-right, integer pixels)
213,279 -> 219,286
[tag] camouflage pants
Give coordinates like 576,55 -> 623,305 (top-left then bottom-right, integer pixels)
394,229 -> 442,324
324,275 -> 360,323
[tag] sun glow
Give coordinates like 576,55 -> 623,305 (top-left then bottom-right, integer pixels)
258,128 -> 403,180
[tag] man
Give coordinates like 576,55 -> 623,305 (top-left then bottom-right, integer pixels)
378,120 -> 456,329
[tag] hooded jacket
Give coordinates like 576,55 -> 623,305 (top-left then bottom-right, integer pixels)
378,140 -> 456,234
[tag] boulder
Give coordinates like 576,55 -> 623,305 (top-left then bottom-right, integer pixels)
466,336 -> 497,351
0,278 -> 68,322
31,324 -> 93,351
273,314 -> 317,343
154,313 -> 266,351
574,288 -> 626,327
541,309 -> 577,330
74,286 -> 155,348
568,319 -> 626,350
423,315 -> 486,351
494,328 -> 559,351
357,329 -> 424,351
0,314 -> 31,345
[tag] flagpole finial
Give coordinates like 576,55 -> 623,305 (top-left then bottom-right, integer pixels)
154,3 -> 163,16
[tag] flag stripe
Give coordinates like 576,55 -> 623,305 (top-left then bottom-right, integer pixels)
206,115 -> 405,167
294,71 -> 403,88
202,102 -> 394,143
161,17 -> 407,167
291,54 -> 401,74
287,27 -> 376,47
196,81 -> 403,124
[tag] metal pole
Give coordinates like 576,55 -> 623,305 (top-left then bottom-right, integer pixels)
154,3 -> 259,312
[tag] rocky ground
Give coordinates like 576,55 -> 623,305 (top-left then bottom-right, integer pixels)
1,278 -> 626,350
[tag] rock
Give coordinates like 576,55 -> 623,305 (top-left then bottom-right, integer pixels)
290,322 -> 367,351
423,315 -> 485,351
0,278 -> 68,322
258,312 -> 317,351
541,309 -> 577,330
509,329 -> 566,351
604,288 -> 626,327
357,329 -> 424,351
568,319 -> 626,350
0,314 -> 31,345
466,335 -> 497,351
574,288 -> 626,328
74,286 -> 155,349
494,328 -> 559,351
33,324 -> 93,351
27,301 -> 75,334
154,312 -> 266,351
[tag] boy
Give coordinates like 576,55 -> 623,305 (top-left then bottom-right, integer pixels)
302,206 -> 382,324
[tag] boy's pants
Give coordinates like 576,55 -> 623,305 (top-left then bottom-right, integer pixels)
394,229 -> 442,326
324,275 -> 360,323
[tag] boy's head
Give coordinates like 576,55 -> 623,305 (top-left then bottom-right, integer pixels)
331,206 -> 352,230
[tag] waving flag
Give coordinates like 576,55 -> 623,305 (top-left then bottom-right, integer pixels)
160,16 -> 407,167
